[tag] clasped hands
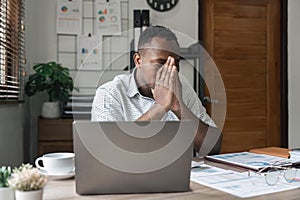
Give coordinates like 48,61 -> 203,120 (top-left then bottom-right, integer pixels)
151,56 -> 182,114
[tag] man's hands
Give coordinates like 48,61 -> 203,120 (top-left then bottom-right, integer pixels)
170,63 -> 182,113
137,56 -> 183,121
151,56 -> 183,115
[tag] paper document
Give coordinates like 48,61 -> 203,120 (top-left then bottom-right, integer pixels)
95,0 -> 121,36
77,35 -> 102,70
56,0 -> 82,34
191,164 -> 233,178
190,164 -> 300,198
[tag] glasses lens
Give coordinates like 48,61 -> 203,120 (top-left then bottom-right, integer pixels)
265,168 -> 280,186
284,168 -> 297,183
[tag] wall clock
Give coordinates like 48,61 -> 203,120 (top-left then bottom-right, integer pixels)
146,0 -> 179,12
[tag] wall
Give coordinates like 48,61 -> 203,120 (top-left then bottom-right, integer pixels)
24,0 -> 58,162
25,0 -> 199,96
129,0 -> 198,46
24,0 -> 199,161
0,105 -> 24,167
288,0 -> 300,149
128,0 -> 198,82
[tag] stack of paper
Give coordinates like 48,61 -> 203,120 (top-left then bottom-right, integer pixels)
289,149 -> 300,160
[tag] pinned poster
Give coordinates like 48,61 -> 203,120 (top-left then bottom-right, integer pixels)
56,0 -> 82,35
77,35 -> 102,70
95,0 -> 121,36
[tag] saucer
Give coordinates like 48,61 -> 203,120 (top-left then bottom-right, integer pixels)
39,170 -> 75,180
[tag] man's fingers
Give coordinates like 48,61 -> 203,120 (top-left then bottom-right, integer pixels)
169,56 -> 175,67
156,56 -> 177,90
151,88 -> 155,94
160,56 -> 171,81
164,62 -> 173,86
156,66 -> 163,83
169,65 -> 177,91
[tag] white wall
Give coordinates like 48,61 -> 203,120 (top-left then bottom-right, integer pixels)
23,0 -> 199,161
129,0 -> 198,46
288,0 -> 300,149
25,0 -> 57,68
24,0 -> 57,162
25,0 -> 199,94
0,105 -> 24,167
129,0 -> 198,83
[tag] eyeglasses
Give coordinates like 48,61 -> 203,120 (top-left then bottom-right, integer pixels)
248,162 -> 299,186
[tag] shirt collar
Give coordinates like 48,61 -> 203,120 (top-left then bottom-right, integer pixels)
127,68 -> 140,98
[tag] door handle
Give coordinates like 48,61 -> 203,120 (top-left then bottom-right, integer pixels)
203,96 -> 219,104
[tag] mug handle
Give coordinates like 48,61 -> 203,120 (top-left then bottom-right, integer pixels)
35,157 -> 45,171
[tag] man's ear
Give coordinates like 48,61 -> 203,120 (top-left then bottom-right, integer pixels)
133,52 -> 142,68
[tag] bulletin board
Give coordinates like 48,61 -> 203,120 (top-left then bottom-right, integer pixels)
56,0 -> 130,72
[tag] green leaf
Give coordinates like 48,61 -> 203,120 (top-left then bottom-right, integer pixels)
33,63 -> 53,77
0,166 -> 11,188
25,61 -> 74,102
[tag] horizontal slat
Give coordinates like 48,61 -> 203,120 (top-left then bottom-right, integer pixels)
222,118 -> 267,132
213,72 -> 266,90
0,0 -> 25,102
215,31 -> 266,46
0,87 -> 19,91
0,83 -> 19,88
0,96 -> 18,99
214,45 -> 266,59
221,131 -> 267,153
211,102 -> 267,118
214,2 -> 266,18
214,17 -> 266,31
215,59 -> 267,75
214,88 -> 266,105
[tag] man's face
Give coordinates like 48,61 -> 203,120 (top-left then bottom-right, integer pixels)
135,37 -> 180,90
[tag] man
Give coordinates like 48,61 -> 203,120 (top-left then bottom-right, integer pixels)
92,25 -> 222,155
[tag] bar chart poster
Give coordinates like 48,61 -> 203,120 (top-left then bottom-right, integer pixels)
77,35 -> 102,70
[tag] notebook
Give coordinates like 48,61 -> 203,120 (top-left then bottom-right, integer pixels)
206,151 -> 299,171
249,147 -> 291,158
73,120 -> 195,195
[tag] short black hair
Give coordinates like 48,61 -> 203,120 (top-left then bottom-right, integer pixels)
138,25 -> 179,50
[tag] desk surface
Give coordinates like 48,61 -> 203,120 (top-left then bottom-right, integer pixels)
43,161 -> 300,200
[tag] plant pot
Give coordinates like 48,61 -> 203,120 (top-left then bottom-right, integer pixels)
41,102 -> 61,119
15,189 -> 43,200
0,187 -> 15,200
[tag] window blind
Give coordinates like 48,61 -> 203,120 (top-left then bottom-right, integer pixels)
0,0 -> 25,102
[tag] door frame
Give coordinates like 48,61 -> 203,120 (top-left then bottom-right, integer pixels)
198,0 -> 288,147
280,0 -> 288,147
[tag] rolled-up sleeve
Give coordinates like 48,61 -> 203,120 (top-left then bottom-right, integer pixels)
181,77 -> 217,128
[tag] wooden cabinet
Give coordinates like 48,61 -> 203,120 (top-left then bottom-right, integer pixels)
38,117 -> 73,156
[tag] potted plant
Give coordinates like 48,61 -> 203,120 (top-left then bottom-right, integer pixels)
0,166 -> 14,200
8,164 -> 48,200
25,61 -> 74,118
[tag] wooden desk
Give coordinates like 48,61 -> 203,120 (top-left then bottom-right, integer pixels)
43,161 -> 300,200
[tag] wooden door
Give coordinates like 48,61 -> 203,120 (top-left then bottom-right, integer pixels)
203,0 -> 281,153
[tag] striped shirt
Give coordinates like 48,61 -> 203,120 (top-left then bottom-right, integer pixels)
91,70 -> 216,127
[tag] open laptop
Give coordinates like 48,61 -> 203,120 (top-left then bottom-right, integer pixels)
73,120 -> 195,195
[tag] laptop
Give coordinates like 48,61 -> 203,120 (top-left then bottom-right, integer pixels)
73,120 -> 195,195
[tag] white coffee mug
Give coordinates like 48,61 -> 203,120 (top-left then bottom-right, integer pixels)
35,152 -> 75,175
